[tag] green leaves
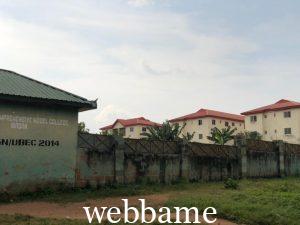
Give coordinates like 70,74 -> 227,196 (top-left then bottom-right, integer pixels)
207,126 -> 237,145
141,121 -> 187,141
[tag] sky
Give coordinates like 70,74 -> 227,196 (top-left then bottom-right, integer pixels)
0,0 -> 300,132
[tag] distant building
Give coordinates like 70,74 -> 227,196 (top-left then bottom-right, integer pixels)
242,99 -> 300,144
100,117 -> 160,139
169,108 -> 245,144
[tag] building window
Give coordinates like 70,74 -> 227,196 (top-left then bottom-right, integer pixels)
119,128 -> 126,137
274,113 -> 276,117
284,128 -> 292,135
225,121 -> 229,127
142,127 -> 147,132
264,131 -> 267,135
264,114 -> 267,118
212,119 -> 216,125
199,134 -> 203,139
275,129 -> 277,133
130,127 -> 134,132
250,115 -> 257,122
240,123 -> 242,126
232,122 -> 235,126
198,120 -> 202,125
284,111 -> 291,118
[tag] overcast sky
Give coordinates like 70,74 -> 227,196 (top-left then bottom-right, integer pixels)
1,0 -> 300,132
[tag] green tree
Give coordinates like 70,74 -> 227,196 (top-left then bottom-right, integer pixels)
141,121 -> 189,141
207,126 -> 237,145
236,131 -> 262,140
78,122 -> 89,133
182,132 -> 195,142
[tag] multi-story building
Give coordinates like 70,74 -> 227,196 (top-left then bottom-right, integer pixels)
100,117 -> 160,139
242,99 -> 300,144
169,108 -> 245,144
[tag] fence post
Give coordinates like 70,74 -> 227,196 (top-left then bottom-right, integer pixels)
113,136 -> 125,184
277,141 -> 285,177
179,141 -> 190,181
236,137 -> 247,178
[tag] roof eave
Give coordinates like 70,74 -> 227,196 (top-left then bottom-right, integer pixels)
0,94 -> 97,111
241,105 -> 300,115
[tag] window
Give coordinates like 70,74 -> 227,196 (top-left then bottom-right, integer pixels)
264,114 -> 267,118
142,127 -> 147,132
130,127 -> 134,132
199,134 -> 203,139
212,119 -> 216,125
250,115 -> 257,122
240,123 -> 242,126
264,131 -> 267,135
225,121 -> 229,127
274,113 -> 276,117
275,129 -> 277,134
284,128 -> 292,135
198,120 -> 202,125
284,111 -> 291,118
232,122 -> 235,126
119,128 -> 126,137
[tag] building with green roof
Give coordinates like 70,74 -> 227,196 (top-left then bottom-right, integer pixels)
0,69 -> 97,193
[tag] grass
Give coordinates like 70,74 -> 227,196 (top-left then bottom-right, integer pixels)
165,178 -> 300,225
0,180 -> 190,204
1,178 -> 300,225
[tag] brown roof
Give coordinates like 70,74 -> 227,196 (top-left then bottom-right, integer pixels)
241,99 -> 300,115
100,117 -> 161,130
169,108 -> 244,123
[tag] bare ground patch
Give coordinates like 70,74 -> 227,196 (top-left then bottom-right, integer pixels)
0,193 -> 237,225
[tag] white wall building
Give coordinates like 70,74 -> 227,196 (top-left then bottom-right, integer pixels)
242,99 -> 300,144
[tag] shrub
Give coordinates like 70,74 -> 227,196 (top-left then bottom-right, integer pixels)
224,178 -> 239,190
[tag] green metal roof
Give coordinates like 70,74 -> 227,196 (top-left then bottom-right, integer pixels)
0,69 -> 97,111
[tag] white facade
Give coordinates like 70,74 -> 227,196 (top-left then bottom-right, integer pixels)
244,108 -> 300,144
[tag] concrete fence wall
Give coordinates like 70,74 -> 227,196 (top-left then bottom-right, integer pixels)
76,133 -> 300,188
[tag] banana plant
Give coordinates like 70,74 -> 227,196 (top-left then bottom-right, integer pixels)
207,126 -> 237,145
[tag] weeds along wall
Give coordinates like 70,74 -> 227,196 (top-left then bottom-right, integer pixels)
77,133 -> 300,188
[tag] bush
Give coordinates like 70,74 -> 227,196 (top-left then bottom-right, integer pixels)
224,178 -> 239,190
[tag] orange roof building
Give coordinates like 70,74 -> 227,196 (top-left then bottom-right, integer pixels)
242,99 -> 300,144
169,108 -> 245,144
100,117 -> 160,139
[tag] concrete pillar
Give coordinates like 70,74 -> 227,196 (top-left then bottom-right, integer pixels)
236,137 -> 247,178
277,141 -> 285,177
179,142 -> 190,181
113,136 -> 125,184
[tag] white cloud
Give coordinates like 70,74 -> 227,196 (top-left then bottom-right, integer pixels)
1,1 -> 299,133
95,105 -> 130,127
128,0 -> 154,7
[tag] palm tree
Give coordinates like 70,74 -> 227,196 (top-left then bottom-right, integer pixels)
182,132 -> 195,142
78,122 -> 89,133
207,126 -> 237,145
141,121 -> 188,141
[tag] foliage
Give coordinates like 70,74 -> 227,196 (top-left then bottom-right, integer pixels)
141,121 -> 186,141
207,126 -> 237,145
78,122 -> 89,133
236,131 -> 262,140
224,178 -> 239,189
182,132 -> 195,142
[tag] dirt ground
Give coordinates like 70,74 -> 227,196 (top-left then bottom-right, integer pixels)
0,194 -> 238,225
